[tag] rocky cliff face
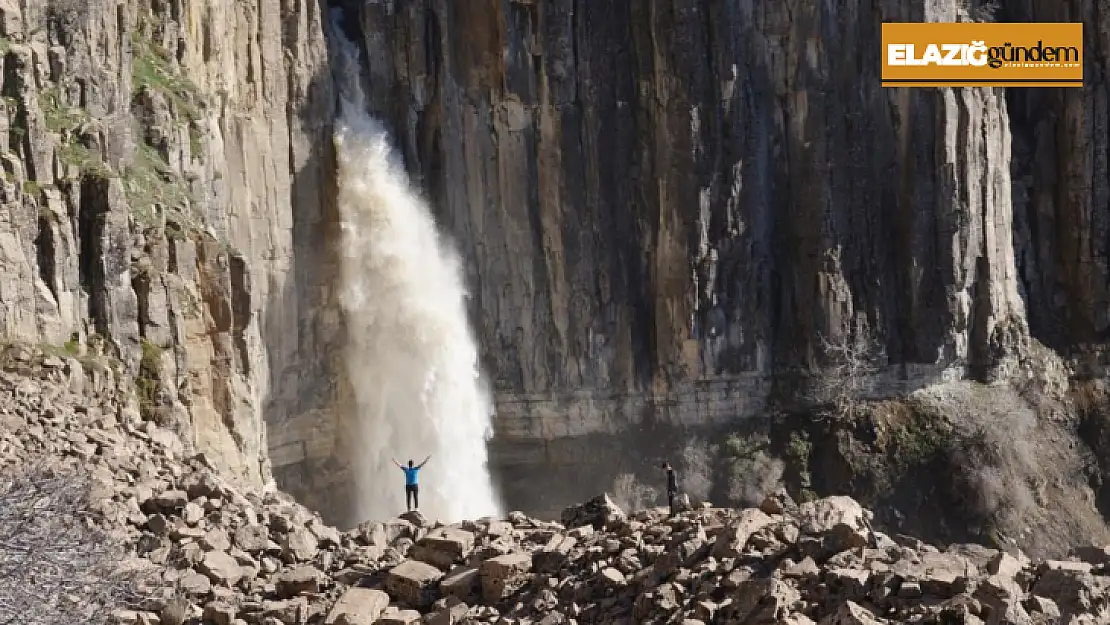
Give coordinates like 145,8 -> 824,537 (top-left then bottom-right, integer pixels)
353,0 -> 1028,394
1005,0 -> 1110,362
0,0 -> 1107,531
342,0 -> 1110,518
0,0 -> 339,502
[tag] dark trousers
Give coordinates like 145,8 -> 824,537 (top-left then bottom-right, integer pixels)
667,489 -> 677,514
405,484 -> 419,510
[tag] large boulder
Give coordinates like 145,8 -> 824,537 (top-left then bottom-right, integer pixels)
198,550 -> 244,586
410,527 -> 475,569
560,493 -> 626,530
439,566 -> 480,603
386,559 -> 445,608
533,534 -> 578,573
712,509 -> 776,559
275,565 -> 320,598
479,553 -> 533,603
796,496 -> 873,553
324,588 -> 390,625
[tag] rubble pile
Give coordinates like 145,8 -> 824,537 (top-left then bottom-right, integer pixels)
1,346 -> 1108,624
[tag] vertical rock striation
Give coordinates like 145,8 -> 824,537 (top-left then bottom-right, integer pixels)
0,0 -> 1106,524
346,0 -> 1062,512
1005,0 -> 1110,371
0,0 -> 341,505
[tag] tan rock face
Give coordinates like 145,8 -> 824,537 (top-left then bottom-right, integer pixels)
325,587 -> 390,625
0,0 -> 341,511
386,559 -> 445,608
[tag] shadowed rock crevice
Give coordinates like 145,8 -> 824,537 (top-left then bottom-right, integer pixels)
34,213 -> 57,302
1002,0 -> 1110,356
77,177 -> 107,331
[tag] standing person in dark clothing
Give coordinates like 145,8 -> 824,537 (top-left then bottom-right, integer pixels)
661,461 -> 679,514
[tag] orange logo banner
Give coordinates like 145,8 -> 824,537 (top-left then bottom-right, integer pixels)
881,22 -> 1084,87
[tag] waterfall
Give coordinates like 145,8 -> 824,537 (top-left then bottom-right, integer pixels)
327,16 -> 502,523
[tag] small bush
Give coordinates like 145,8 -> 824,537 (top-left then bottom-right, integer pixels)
811,330 -> 885,419
130,36 -> 201,119
130,33 -> 206,158
38,87 -> 89,134
62,336 -> 79,356
784,431 -> 814,490
57,142 -> 112,178
122,142 -> 191,226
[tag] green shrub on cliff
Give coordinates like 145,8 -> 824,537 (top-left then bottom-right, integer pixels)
130,33 -> 205,157
130,35 -> 201,119
39,87 -> 88,134
122,142 -> 191,227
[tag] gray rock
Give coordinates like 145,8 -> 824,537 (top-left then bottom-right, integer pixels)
399,510 -> 430,528
386,559 -> 445,608
324,587 -> 390,625
179,572 -> 212,596
411,527 -> 475,570
439,566 -> 480,604
712,509 -> 775,559
201,528 -> 232,552
376,607 -> 422,624
202,602 -> 237,625
479,553 -> 532,603
199,551 -> 244,586
275,565 -> 319,598
560,494 -> 626,531
149,490 -> 189,511
281,527 -> 318,562
235,525 -> 271,553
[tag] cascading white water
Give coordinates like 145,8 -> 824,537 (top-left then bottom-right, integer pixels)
328,20 -> 502,523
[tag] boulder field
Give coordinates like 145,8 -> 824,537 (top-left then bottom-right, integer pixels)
0,348 -> 1107,624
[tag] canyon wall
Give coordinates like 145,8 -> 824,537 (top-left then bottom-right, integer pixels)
348,0 -> 1110,517
0,0 -> 1107,525
0,0 -> 343,512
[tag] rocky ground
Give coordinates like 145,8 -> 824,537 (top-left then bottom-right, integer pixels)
1,344 -> 1109,625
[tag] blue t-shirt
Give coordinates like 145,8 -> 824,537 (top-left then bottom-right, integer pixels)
403,466 -> 421,486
